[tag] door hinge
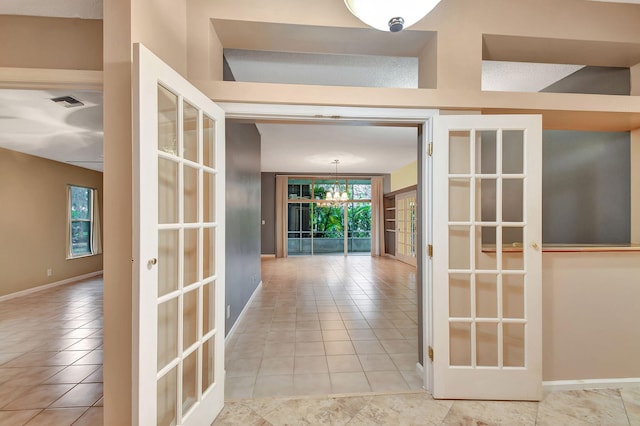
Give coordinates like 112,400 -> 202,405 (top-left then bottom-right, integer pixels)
428,142 -> 433,157
428,244 -> 433,258
428,345 -> 434,362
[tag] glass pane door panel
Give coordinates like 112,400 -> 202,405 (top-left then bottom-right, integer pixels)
503,179 -> 524,223
477,130 -> 497,174
203,172 -> 215,223
203,227 -> 215,278
157,367 -> 178,426
503,323 -> 525,367
202,337 -> 215,393
476,226 -> 497,270
184,166 -> 198,223
183,289 -> 198,349
202,281 -> 215,335
476,323 -> 498,366
288,203 -> 312,255
182,350 -> 198,416
503,130 -> 524,174
450,322 -> 472,366
183,102 -> 198,163
449,179 -> 470,222
449,226 -> 470,269
158,230 -> 179,297
476,274 -> 498,318
158,298 -> 178,371
449,274 -> 471,318
503,274 -> 525,319
203,115 -> 215,168
159,159 -> 179,224
184,229 -> 198,286
158,85 -> 178,155
449,131 -> 471,174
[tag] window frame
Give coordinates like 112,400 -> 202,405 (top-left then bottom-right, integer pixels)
67,184 -> 97,259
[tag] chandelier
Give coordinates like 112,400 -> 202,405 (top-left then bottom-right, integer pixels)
320,160 -> 348,207
343,0 -> 440,32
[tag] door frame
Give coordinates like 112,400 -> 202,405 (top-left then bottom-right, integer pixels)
221,102 -> 438,393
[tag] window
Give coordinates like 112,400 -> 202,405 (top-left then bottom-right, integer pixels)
67,185 -> 101,258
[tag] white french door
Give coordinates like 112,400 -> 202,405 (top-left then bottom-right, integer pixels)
432,115 -> 542,400
133,44 -> 225,425
396,191 -> 417,266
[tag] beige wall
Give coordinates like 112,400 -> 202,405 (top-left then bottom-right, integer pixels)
390,161 -> 418,193
0,15 -> 103,70
542,252 -> 640,380
0,148 -> 103,297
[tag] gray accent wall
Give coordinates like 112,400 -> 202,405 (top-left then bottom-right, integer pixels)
541,66 -> 630,95
225,120 -> 262,335
261,172 -> 276,254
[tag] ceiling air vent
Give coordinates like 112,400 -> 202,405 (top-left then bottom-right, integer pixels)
51,95 -> 84,108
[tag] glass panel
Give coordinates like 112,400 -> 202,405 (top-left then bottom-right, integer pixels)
203,115 -> 215,168
158,298 -> 178,371
71,221 -> 91,256
503,227 -> 524,270
478,178 -> 497,223
503,179 -> 524,223
313,203 -> 344,255
182,350 -> 198,416
184,228 -> 198,286
203,172 -> 215,223
449,226 -> 470,270
503,323 -> 525,367
449,274 -> 471,318
183,289 -> 198,349
449,179 -> 470,222
203,227 -> 215,279
202,281 -> 215,335
476,274 -> 498,318
476,226 -> 497,270
70,186 -> 91,220
503,130 -> 524,174
202,336 -> 215,393
477,130 -> 497,174
158,158 -> 179,224
158,85 -> 178,156
476,322 -> 498,367
347,179 -> 372,200
449,131 -> 470,174
184,165 -> 198,224
503,274 -> 525,319
157,366 -> 177,426
288,178 -> 312,200
450,322 -> 471,366
183,101 -> 198,163
158,230 -> 179,297
287,203 -> 312,255
348,202 -> 371,254
314,178 -> 346,202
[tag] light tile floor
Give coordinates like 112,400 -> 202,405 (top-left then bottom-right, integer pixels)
225,256 -> 423,399
0,277 -> 103,426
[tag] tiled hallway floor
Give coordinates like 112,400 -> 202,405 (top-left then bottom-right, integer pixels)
224,256 -> 423,399
0,277 -> 103,425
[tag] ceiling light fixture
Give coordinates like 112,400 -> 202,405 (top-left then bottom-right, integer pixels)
344,0 -> 440,32
321,160 -> 349,207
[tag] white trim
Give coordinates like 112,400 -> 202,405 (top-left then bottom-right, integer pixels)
543,378 -> 640,392
0,271 -> 103,302
225,280 -> 263,344
260,254 -> 276,258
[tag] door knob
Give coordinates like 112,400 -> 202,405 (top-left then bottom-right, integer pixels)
149,258 -> 158,266
531,243 -> 539,250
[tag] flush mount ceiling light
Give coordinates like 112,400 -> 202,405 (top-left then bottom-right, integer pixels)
344,0 -> 440,32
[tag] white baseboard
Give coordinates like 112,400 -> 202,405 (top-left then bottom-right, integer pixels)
225,280 -> 263,344
415,361 -> 425,376
543,377 -> 640,392
0,270 -> 104,303
260,254 -> 276,259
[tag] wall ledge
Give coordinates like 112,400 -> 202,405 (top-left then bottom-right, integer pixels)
543,377 -> 640,392
0,270 -> 103,302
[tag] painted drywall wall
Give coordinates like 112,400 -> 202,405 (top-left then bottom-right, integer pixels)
390,161 -> 418,193
0,15 -> 103,70
541,66 -> 630,96
261,172 -> 277,255
225,120 -> 262,334
542,252 -> 640,380
0,148 -> 103,297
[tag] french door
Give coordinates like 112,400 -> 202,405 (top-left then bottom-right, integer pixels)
432,115 -> 542,400
133,44 -> 225,425
396,191 -> 417,266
